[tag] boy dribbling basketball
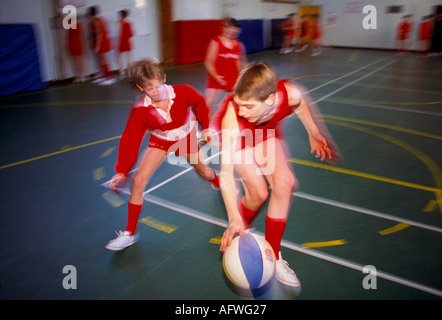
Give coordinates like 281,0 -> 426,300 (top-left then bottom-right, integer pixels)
214,62 -> 340,287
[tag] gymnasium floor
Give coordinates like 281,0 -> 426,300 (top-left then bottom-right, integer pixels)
1,48 -> 441,300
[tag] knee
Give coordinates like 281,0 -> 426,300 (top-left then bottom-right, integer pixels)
273,172 -> 298,196
132,174 -> 148,191
249,185 -> 269,207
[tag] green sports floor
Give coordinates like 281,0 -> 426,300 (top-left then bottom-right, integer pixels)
0,48 -> 441,300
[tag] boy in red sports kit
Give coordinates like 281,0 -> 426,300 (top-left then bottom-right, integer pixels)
296,14 -> 310,52
417,15 -> 432,56
204,17 -> 248,108
396,15 -> 413,54
66,19 -> 86,82
117,9 -> 134,80
279,13 -> 296,54
106,58 -> 219,251
214,62 -> 340,287
309,13 -> 323,56
87,6 -> 115,85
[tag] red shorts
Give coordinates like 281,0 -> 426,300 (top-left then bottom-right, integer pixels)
68,42 -> 84,56
206,75 -> 234,92
148,126 -> 201,155
119,41 -> 131,52
284,30 -> 295,39
97,37 -> 111,53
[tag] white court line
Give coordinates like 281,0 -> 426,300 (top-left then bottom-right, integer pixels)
143,149 -> 222,195
295,191 -> 442,234
311,59 -> 397,105
305,58 -> 388,94
143,193 -> 442,298
321,97 -> 442,117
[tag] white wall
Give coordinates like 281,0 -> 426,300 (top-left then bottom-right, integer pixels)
1,0 -> 439,82
0,0 -> 161,82
172,0 -> 298,20
306,0 -> 440,50
173,0 -> 440,51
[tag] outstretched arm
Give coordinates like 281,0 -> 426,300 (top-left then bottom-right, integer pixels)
285,82 -> 334,162
219,103 -> 245,252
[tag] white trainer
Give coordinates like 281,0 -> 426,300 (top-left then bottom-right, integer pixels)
105,231 -> 139,251
275,252 -> 301,287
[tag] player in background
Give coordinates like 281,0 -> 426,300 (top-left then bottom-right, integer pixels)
279,13 -> 296,54
116,9 -> 134,80
87,6 -> 116,85
309,13 -> 323,56
214,62 -> 341,287
396,14 -> 413,54
295,14 -> 309,52
204,17 -> 248,109
66,16 -> 86,82
106,58 -> 219,251
417,15 -> 433,56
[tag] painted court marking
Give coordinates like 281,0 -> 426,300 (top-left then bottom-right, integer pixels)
140,193 -> 442,298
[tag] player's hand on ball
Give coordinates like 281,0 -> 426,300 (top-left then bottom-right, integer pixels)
220,219 -> 245,252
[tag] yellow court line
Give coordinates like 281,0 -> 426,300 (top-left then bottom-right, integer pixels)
292,73 -> 335,81
100,146 -> 117,158
296,73 -> 442,96
347,50 -> 360,63
3,100 -> 132,109
423,200 -> 438,212
139,216 -> 178,234
101,190 -> 125,208
321,114 -> 442,141
0,135 -> 121,170
288,158 -> 440,193
302,239 -> 348,248
209,237 -> 222,244
323,95 -> 442,106
93,166 -> 105,181
378,223 -> 411,235
324,118 -> 442,215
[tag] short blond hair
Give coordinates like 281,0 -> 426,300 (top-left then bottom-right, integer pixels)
131,58 -> 164,88
232,62 -> 278,102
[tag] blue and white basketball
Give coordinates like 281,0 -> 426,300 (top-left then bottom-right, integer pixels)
223,233 -> 276,290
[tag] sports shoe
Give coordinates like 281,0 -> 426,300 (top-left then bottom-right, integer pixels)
105,231 -> 139,251
275,252 -> 301,287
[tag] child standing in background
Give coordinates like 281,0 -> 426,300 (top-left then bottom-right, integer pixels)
117,9 -> 134,80
87,5 -> 116,85
204,17 -> 248,109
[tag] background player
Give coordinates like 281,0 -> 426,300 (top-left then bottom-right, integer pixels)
106,58 -> 219,251
66,14 -> 86,82
116,9 -> 134,80
396,14 -> 413,54
204,17 -> 248,109
214,62 -> 341,287
279,13 -> 296,54
87,6 -> 116,85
